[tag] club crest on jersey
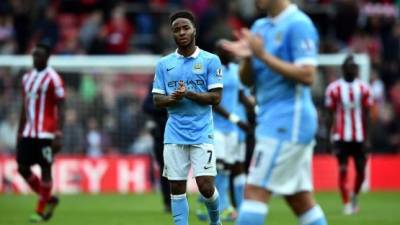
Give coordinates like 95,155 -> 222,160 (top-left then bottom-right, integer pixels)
216,68 -> 222,77
275,32 -> 283,44
193,63 -> 204,74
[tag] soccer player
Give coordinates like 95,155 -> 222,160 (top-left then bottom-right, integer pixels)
205,40 -> 251,221
16,43 -> 65,223
152,10 -> 222,225
143,84 -> 171,213
325,55 -> 373,215
223,0 -> 328,225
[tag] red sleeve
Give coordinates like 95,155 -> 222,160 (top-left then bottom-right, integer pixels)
325,83 -> 337,110
50,72 -> 65,101
362,84 -> 373,108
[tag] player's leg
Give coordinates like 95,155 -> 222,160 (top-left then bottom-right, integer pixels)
236,138 -> 278,225
283,142 -> 328,225
16,138 -> 41,194
335,141 -> 351,214
351,142 -> 367,213
164,144 -> 191,225
154,134 -> 171,212
192,144 -> 221,225
231,141 -> 246,208
34,140 -> 59,222
213,131 -> 232,214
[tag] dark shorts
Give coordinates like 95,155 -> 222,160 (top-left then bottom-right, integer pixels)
334,141 -> 367,172
16,138 -> 54,167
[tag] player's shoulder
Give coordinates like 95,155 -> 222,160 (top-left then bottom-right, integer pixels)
157,53 -> 176,66
47,67 -> 64,84
356,79 -> 371,89
326,79 -> 341,91
199,49 -> 219,60
251,18 -> 269,31
287,8 -> 316,31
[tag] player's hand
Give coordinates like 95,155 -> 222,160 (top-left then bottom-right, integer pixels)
171,81 -> 186,101
237,121 -> 251,133
241,28 -> 266,59
221,31 -> 252,58
52,130 -> 63,154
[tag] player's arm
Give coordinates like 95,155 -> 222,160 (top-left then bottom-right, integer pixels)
240,58 -> 254,86
212,104 -> 249,131
325,86 -> 336,153
185,88 -> 222,106
153,93 -> 179,108
239,89 -> 255,112
255,53 -> 316,85
17,101 -> 26,142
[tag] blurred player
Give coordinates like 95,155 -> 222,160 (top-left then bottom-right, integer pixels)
325,55 -> 373,215
197,40 -> 251,222
152,10 -> 222,225
223,0 -> 328,225
143,84 -> 171,213
16,43 -> 65,223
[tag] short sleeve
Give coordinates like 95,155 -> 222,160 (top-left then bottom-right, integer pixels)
289,20 -> 319,66
51,73 -> 65,100
362,84 -> 374,107
152,62 -> 166,95
207,56 -> 223,90
325,84 -> 336,110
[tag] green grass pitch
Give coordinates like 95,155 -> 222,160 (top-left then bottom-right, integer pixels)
0,192 -> 399,225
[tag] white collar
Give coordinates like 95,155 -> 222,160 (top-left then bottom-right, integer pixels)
268,4 -> 298,25
175,46 -> 200,58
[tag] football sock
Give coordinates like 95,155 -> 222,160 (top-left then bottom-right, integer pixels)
354,171 -> 365,195
27,174 -> 41,194
233,174 -> 246,208
201,188 -> 220,225
236,200 -> 268,225
36,181 -> 52,214
339,170 -> 349,203
299,205 -> 328,225
171,194 -> 189,225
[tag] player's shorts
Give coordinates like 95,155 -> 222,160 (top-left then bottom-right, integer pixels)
233,141 -> 246,163
247,137 -> 315,195
16,138 -> 54,167
214,131 -> 238,164
334,141 -> 367,172
163,143 -> 217,180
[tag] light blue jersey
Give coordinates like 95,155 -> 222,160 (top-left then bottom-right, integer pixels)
236,83 -> 250,142
250,5 -> 319,144
152,47 -> 223,144
213,63 -> 240,134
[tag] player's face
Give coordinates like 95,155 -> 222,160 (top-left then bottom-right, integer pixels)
343,57 -> 358,81
171,18 -> 196,48
256,0 -> 274,11
32,47 -> 49,70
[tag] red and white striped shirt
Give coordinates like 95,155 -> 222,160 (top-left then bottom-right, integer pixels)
21,67 -> 65,139
325,78 -> 373,142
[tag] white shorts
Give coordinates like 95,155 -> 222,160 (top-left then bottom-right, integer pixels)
214,131 -> 239,164
163,144 -> 217,180
234,141 -> 246,163
247,137 -> 315,195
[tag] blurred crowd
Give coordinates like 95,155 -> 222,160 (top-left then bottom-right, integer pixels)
0,0 -> 400,155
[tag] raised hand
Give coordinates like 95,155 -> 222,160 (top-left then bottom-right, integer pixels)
221,30 -> 252,58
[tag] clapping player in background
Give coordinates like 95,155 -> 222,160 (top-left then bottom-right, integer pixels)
223,0 -> 328,224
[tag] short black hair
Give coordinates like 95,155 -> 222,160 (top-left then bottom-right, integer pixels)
36,42 -> 52,56
169,10 -> 196,27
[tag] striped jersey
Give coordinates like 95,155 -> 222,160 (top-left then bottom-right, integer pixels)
21,67 -> 65,139
325,78 -> 373,142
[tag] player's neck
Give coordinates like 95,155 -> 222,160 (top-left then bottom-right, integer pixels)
35,65 -> 47,72
268,0 -> 290,18
177,44 -> 197,57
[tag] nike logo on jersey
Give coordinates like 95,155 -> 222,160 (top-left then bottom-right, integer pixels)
204,166 -> 212,170
167,66 -> 175,71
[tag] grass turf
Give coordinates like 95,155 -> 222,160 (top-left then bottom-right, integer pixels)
0,192 -> 399,225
